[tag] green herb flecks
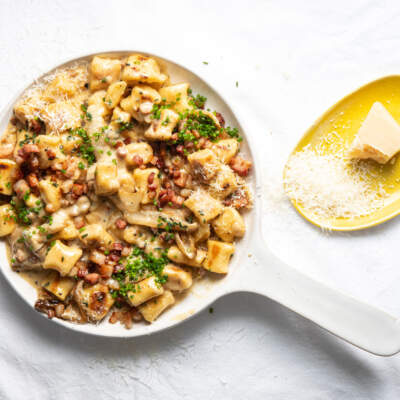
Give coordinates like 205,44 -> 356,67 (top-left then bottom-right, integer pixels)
225,126 -> 242,142
177,109 -> 220,143
111,247 -> 169,299
118,121 -> 133,133
157,216 -> 187,231
189,94 -> 207,109
80,104 -> 92,121
70,128 -> 96,165
10,199 -> 42,226
151,102 -> 173,120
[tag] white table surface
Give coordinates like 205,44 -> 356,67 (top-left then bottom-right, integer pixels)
1,0 -> 400,398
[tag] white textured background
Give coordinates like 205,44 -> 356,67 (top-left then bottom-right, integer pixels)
1,0 -> 400,399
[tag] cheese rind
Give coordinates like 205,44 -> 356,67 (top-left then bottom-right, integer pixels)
349,102 -> 400,164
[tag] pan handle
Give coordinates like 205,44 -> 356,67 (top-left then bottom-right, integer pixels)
232,235 -> 400,356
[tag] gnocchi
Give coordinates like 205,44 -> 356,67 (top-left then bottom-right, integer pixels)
0,53 -> 251,328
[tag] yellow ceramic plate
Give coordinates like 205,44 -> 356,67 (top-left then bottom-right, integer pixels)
284,75 -> 400,231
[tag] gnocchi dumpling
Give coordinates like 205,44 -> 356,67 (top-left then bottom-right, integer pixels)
145,109 -> 179,141
90,56 -> 122,90
163,264 -> 192,291
0,159 -> 17,195
45,74 -> 78,99
43,240 -> 83,276
111,106 -> 131,125
42,271 -> 75,301
104,81 -> 127,109
167,246 -> 206,268
39,178 -> 62,213
183,190 -> 223,222
122,54 -> 167,87
133,168 -> 160,204
120,85 -> 161,118
212,207 -> 245,242
74,281 -> 115,322
78,224 -> 114,249
159,83 -> 190,113
203,240 -> 235,274
188,149 -> 220,181
36,135 -> 65,168
209,164 -> 238,199
211,139 -> 239,164
125,142 -> 153,166
0,204 -> 16,237
126,276 -> 164,307
139,290 -> 175,323
42,101 -> 81,132
56,219 -> 79,240
95,162 -> 119,195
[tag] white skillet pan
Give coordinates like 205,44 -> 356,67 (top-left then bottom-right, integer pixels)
1,51 -> 400,356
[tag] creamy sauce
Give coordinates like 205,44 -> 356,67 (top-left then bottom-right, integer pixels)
6,243 -> 44,290
19,270 -> 46,290
1,53 -> 251,327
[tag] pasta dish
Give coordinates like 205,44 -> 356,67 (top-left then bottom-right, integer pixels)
0,54 -> 251,328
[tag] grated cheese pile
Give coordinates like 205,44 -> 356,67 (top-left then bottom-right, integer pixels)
15,62 -> 89,133
284,146 -> 388,219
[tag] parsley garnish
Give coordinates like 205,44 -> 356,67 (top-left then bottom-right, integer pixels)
80,104 -> 92,121
189,94 -> 207,109
111,247 -> 169,299
70,128 -> 96,165
151,103 -> 172,120
177,110 -> 220,143
157,216 -> 187,231
225,126 -> 242,142
118,121 -> 133,132
11,199 -> 42,225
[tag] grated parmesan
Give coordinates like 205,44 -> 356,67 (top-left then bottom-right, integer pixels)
14,62 -> 89,134
284,145 -> 388,219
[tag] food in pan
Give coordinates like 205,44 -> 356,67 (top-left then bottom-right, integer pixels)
0,54 -> 251,328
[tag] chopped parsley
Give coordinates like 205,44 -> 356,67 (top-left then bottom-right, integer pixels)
23,191 -> 30,202
19,133 -> 36,147
174,91 -> 243,144
189,94 -> 207,109
80,104 -> 92,121
118,121 -> 133,132
70,128 -> 96,165
10,199 -> 42,225
37,226 -> 47,234
111,247 -> 169,299
177,109 -> 220,143
157,216 -> 187,231
225,126 -> 242,142
161,116 -> 170,126
92,126 -> 109,142
151,103 -> 172,120
44,214 -> 53,225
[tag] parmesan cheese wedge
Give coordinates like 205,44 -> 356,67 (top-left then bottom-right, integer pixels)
349,102 -> 400,164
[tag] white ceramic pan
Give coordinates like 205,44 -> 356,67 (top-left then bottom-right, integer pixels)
1,51 -> 400,356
